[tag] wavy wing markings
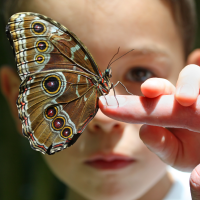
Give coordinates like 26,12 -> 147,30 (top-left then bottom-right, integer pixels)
61,86 -> 99,148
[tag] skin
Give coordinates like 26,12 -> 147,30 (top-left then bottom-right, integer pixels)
1,0 -> 200,199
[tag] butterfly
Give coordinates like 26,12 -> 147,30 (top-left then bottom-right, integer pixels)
5,12 -> 116,155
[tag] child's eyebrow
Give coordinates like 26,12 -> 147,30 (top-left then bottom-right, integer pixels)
131,46 -> 170,58
124,45 -> 172,68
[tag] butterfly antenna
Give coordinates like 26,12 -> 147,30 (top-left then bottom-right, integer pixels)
108,49 -> 134,67
107,47 -> 120,69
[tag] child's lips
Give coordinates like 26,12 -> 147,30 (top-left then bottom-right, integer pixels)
84,153 -> 136,170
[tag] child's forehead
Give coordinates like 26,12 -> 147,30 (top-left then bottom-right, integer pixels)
25,0 -> 177,42
6,0 -> 195,57
20,0 -> 184,68
24,0 -> 173,24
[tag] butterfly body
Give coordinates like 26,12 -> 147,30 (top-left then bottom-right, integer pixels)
6,12 -> 112,155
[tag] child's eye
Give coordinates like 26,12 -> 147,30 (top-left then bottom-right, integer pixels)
125,67 -> 155,82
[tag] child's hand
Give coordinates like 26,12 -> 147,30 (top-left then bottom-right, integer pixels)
99,64 -> 200,199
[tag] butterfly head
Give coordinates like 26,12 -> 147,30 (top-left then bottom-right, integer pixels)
105,69 -> 112,78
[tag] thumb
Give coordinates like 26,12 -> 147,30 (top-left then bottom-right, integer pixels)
190,164 -> 200,200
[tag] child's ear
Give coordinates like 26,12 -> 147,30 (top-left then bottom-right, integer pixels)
187,49 -> 200,66
0,65 -> 22,132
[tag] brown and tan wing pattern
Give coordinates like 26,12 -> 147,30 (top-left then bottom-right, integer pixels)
6,12 -> 102,81
6,12 -> 102,154
17,70 -> 98,154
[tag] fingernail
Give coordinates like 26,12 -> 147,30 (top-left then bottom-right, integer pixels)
99,96 -> 126,107
177,84 -> 196,97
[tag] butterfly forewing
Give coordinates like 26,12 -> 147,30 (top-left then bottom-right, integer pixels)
6,12 -> 105,154
6,13 -> 101,80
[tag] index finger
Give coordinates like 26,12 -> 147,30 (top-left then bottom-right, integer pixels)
99,95 -> 200,132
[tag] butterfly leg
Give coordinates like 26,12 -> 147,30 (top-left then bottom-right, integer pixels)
111,83 -> 119,107
113,81 -> 133,95
99,86 -> 109,106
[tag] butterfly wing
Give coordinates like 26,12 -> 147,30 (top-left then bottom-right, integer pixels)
6,12 -> 102,80
6,12 -> 102,154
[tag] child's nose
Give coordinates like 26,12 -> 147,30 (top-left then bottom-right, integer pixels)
87,109 -> 125,134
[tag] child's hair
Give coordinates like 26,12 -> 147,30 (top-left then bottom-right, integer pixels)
2,0 -> 197,58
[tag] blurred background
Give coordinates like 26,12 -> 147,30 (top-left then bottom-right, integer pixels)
0,1 -> 200,200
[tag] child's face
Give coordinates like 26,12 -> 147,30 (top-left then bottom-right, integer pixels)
20,0 -> 185,199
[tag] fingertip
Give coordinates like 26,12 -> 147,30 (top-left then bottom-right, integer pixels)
141,78 -> 163,98
175,91 -> 198,107
139,125 -> 178,164
139,124 -> 149,141
139,125 -> 166,158
139,125 -> 165,148
141,78 -> 175,98
175,97 -> 197,107
99,96 -> 125,118
176,64 -> 200,107
99,96 -> 108,112
99,96 -> 106,106
190,164 -> 200,200
99,95 -> 136,122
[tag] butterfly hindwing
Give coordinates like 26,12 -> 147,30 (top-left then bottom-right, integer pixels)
61,85 -> 99,148
6,12 -> 103,154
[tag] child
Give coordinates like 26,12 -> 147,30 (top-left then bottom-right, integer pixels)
1,0 -> 200,199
